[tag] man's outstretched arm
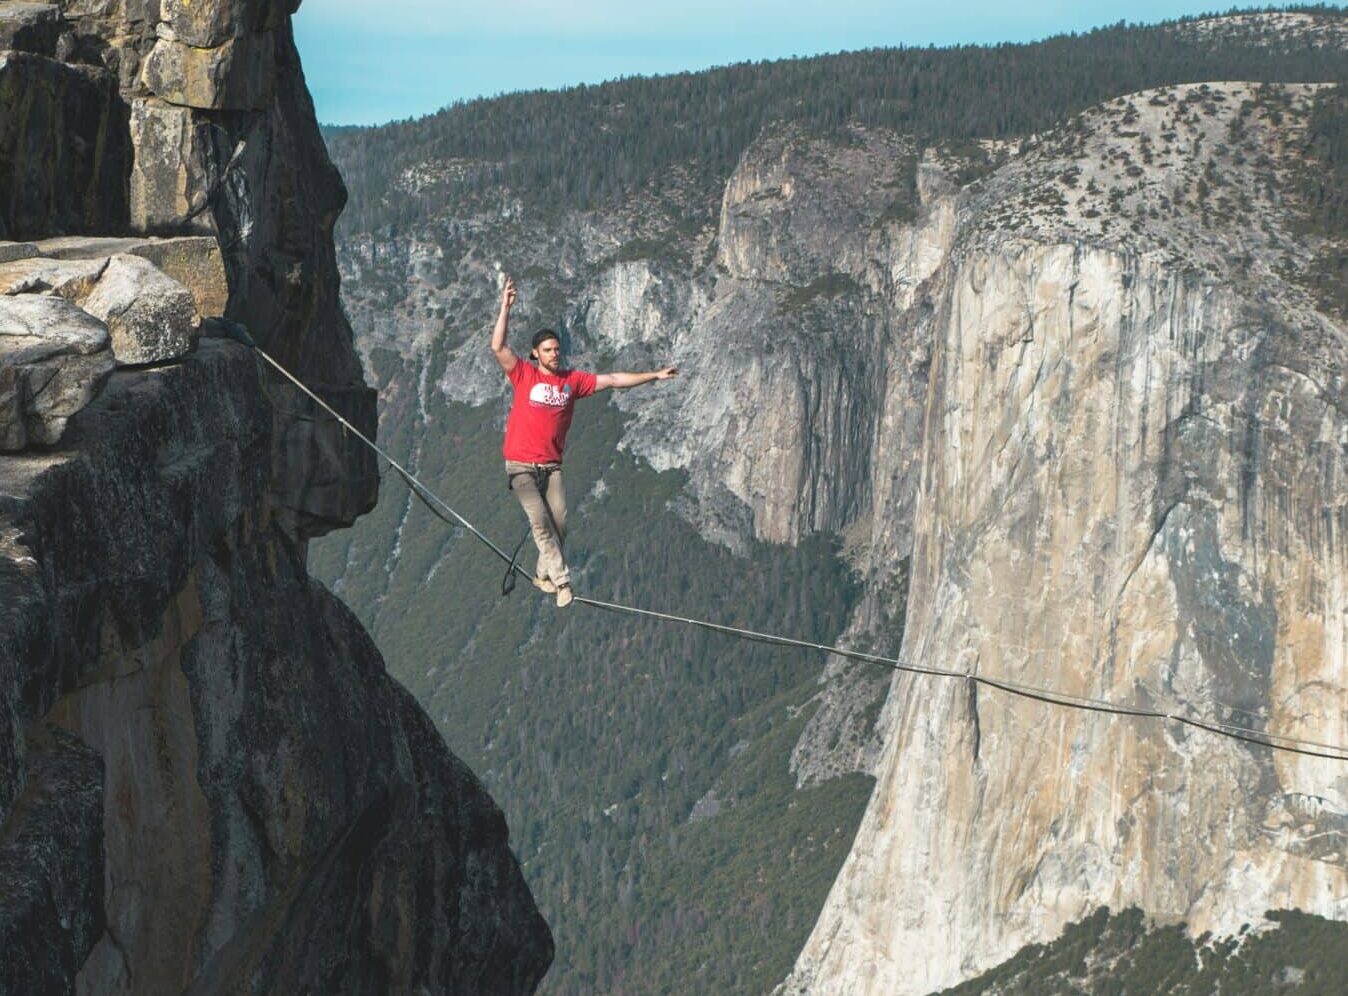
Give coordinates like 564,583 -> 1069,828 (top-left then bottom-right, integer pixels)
595,367 -> 679,391
490,276 -> 518,373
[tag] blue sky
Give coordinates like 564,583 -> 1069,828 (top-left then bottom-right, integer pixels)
295,1 -> 1245,126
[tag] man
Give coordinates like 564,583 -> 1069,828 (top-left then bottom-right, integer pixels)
491,274 -> 678,607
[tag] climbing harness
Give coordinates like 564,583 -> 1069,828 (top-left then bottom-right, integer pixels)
242,336 -> 1348,764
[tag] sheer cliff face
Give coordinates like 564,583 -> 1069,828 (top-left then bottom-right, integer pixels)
621,128 -> 920,549
328,72 -> 1346,993
0,2 -> 550,992
785,83 -> 1348,994
2,344 -> 550,994
610,86 -> 1348,993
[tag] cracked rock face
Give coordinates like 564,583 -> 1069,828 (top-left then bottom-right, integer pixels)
0,723 -> 103,996
0,49 -> 131,241
783,84 -> 1348,995
0,341 -> 552,994
0,294 -> 113,450
140,30 -> 277,111
1,1 -> 553,992
126,97 -> 215,233
0,256 -> 109,299
0,3 -> 62,54
1,0 -> 377,536
75,254 -> 199,365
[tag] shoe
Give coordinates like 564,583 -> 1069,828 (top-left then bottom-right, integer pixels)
556,583 -> 574,608
533,576 -> 557,594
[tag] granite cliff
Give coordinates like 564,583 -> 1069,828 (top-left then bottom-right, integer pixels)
783,80 -> 1348,994
317,11 -> 1347,991
0,1 -> 551,992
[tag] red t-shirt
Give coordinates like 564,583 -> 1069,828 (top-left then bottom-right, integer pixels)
502,361 -> 598,463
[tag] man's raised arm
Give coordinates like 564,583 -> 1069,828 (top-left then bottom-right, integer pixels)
595,367 -> 679,391
490,276 -> 518,373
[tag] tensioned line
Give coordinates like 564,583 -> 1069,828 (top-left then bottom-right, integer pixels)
249,341 -> 1348,764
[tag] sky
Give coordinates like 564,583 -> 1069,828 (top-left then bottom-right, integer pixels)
294,1 -> 1250,126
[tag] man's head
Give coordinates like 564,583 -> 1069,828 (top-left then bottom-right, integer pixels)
530,329 -> 563,373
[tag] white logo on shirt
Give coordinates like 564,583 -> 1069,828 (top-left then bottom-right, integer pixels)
529,382 -> 572,408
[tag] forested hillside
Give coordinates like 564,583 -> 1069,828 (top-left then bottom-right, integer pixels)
939,908 -> 1348,995
326,5 -> 1347,230
314,8 -> 1348,994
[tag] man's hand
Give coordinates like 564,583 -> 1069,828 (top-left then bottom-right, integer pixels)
491,274 -> 519,374
654,366 -> 679,380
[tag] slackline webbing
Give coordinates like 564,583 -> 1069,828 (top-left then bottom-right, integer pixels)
250,343 -> 1348,764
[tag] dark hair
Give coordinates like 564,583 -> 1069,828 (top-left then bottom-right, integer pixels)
530,328 -> 560,356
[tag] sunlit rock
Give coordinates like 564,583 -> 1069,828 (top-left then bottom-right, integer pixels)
0,295 -> 113,449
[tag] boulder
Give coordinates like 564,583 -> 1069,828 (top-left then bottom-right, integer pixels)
132,238 -> 229,317
0,256 -> 108,298
53,0 -> 160,94
0,295 -> 114,450
0,295 -> 108,362
0,243 -> 38,264
27,236 -> 149,259
20,355 -> 115,448
34,236 -> 230,317
75,255 -> 200,366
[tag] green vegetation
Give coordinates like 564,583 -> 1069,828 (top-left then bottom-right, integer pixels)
1291,84 -> 1348,318
940,907 -> 1348,995
782,273 -> 863,311
325,6 -> 1348,233
610,232 -> 698,269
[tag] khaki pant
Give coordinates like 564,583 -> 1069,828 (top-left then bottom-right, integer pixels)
506,461 -> 569,586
